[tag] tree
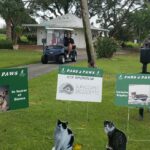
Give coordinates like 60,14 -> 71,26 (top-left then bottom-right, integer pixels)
95,0 -> 144,37
127,8 -> 150,42
0,0 -> 36,43
25,0 -> 105,19
0,0 -> 17,41
24,0 -> 78,19
80,0 -> 96,67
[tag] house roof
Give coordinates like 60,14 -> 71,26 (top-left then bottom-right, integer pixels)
42,14 -> 82,28
23,14 -> 109,32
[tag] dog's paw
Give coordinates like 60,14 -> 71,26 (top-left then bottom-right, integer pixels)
106,145 -> 113,150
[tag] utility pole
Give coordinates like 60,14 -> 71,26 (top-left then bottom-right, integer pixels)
80,0 -> 96,67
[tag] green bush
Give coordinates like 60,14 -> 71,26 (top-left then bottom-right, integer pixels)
27,35 -> 37,44
124,41 -> 140,48
95,37 -> 118,58
18,35 -> 29,44
0,40 -> 13,49
0,28 -> 6,34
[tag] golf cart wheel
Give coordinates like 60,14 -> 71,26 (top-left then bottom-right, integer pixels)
41,55 -> 48,64
71,54 -> 77,62
59,55 -> 65,64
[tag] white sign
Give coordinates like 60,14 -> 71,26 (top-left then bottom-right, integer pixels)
56,66 -> 103,102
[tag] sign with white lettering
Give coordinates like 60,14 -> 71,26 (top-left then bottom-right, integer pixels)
56,66 -> 103,102
0,68 -> 28,111
115,74 -> 150,107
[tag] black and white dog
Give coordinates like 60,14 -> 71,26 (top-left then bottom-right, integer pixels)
104,121 -> 127,150
52,120 -> 74,150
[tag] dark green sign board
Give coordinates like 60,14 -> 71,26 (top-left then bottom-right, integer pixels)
0,68 -> 28,111
115,74 -> 150,107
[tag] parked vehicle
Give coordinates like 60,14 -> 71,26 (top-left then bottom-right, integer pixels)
41,45 -> 77,64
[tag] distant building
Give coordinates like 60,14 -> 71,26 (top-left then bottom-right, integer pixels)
23,14 -> 109,49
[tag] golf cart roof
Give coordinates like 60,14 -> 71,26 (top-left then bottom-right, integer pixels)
46,27 -> 74,31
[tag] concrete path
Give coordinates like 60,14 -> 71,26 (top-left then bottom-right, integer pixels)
18,50 -> 87,80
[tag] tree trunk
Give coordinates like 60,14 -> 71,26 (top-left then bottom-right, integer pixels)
80,0 -> 96,68
6,18 -> 12,41
64,0 -> 69,14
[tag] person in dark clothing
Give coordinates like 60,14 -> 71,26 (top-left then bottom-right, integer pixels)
63,32 -> 74,56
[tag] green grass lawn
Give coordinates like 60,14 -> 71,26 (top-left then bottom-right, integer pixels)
0,53 -> 150,150
0,49 -> 41,68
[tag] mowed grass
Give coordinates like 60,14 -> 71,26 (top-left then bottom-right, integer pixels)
0,50 -> 41,68
1,53 -> 150,150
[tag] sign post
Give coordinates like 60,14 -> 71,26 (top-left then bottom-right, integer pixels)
0,68 -> 28,111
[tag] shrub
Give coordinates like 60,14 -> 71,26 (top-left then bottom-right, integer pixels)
0,28 -> 6,34
27,35 -> 37,44
18,34 -> 37,45
0,40 -> 13,49
124,41 -> 140,48
18,35 -> 29,44
95,37 -> 118,58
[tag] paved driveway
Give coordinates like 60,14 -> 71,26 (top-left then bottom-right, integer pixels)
19,50 -> 87,80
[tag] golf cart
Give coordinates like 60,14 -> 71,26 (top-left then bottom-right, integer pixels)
41,28 -> 77,64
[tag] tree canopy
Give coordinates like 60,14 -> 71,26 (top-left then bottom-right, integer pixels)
0,0 -> 150,42
24,0 -> 78,19
0,0 -> 36,42
95,0 -> 144,36
127,7 -> 150,42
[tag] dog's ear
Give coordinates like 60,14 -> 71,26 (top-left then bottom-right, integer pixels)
104,120 -> 107,124
104,120 -> 109,126
66,122 -> 68,125
57,119 -> 61,124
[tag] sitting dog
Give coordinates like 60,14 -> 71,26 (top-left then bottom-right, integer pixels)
104,120 -> 127,150
0,90 -> 8,111
52,120 -> 74,150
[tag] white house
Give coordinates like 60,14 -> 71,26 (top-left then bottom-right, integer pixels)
23,14 -> 109,49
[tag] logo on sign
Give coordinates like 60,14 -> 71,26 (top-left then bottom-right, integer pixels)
19,69 -> 26,77
59,83 -> 74,95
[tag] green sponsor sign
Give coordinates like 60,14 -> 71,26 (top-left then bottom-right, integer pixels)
0,68 -> 28,111
57,66 -> 103,102
115,74 -> 150,107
